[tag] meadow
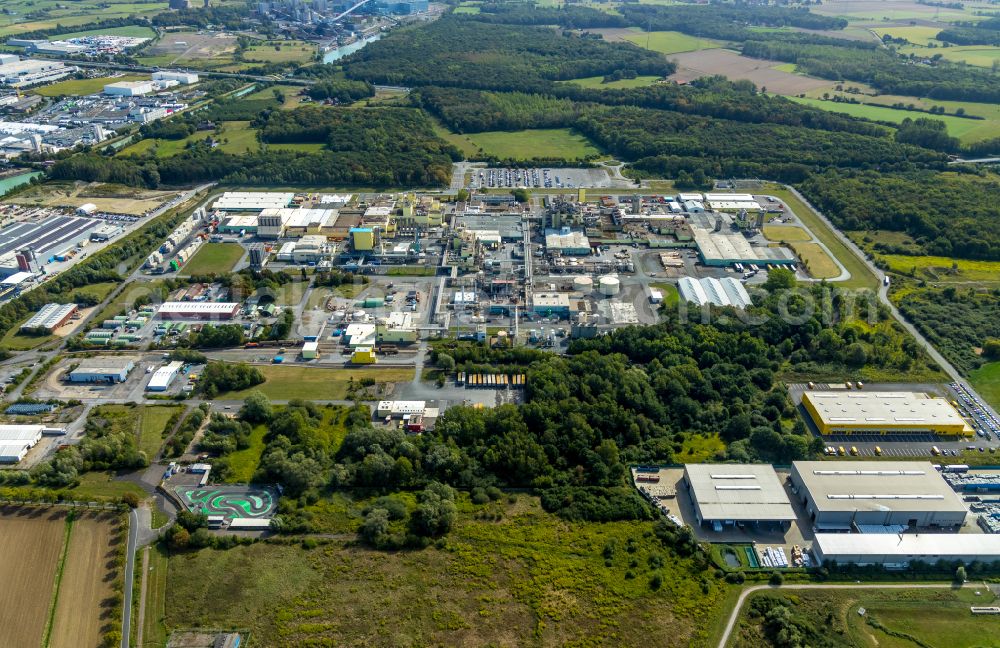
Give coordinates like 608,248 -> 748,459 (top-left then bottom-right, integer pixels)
218,365 -> 416,400
563,75 -> 663,89
33,75 -> 148,97
789,97 -> 990,142
788,241 -> 841,279
970,361 -> 1000,412
120,121 -> 260,158
164,496 -> 734,647
243,40 -> 317,65
621,29 -> 722,55
48,25 -> 157,41
762,224 -> 812,242
138,405 -> 183,459
879,253 -> 1000,284
459,128 -> 601,160
181,243 -> 245,276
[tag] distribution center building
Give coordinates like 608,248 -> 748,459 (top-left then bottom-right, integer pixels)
0,424 -> 44,463
157,302 -> 240,320
21,303 -> 78,332
812,533 -> 1000,568
789,461 -> 967,530
683,464 -> 796,531
802,390 -> 972,436
68,357 -> 135,383
146,361 -> 183,392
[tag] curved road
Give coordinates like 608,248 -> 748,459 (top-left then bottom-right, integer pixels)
717,582 -> 961,648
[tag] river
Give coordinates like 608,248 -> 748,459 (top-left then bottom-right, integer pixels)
322,34 -> 381,63
0,171 -> 42,196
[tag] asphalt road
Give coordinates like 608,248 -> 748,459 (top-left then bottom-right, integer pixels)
121,507 -> 139,648
717,582 -> 963,648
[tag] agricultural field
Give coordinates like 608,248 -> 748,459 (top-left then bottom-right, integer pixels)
120,121 -> 260,158
49,512 -> 120,648
879,253 -> 1000,284
163,496 -> 733,647
0,507 -> 67,647
592,28 -> 721,54
218,365 -> 416,400
242,84 -> 310,110
47,25 -> 157,41
0,0 -> 168,38
789,97 -> 990,142
900,43 -> 1000,68
32,74 -> 148,97
733,587 -> 1000,648
460,128 -> 601,160
136,31 -> 239,70
181,243 -> 245,276
811,0 -> 979,22
872,25 -> 944,46
762,224 -> 812,242
667,49 -> 832,94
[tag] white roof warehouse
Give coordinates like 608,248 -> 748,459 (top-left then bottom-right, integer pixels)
683,464 -> 796,531
0,424 -> 44,463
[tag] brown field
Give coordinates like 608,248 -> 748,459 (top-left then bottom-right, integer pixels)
0,507 -> 69,648
667,49 -> 832,94
50,511 -> 120,648
11,181 -> 175,215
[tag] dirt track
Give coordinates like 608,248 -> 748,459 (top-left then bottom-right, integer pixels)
0,508 -> 68,648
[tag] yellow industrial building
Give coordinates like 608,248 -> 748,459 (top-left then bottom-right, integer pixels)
350,227 -> 375,252
351,346 -> 377,364
802,390 -> 972,436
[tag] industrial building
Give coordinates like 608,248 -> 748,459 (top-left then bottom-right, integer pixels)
212,192 -> 294,212
811,533 -> 1000,568
157,302 -> 240,320
703,193 -> 761,211
531,292 -> 572,316
350,227 -> 375,252
0,215 -> 101,270
376,400 -> 426,418
678,276 -> 753,309
21,302 -> 78,332
103,81 -> 154,96
0,56 -> 76,88
545,227 -> 591,255
146,361 -> 183,391
152,70 -> 199,84
0,424 -> 43,463
301,341 -> 319,359
789,461 -> 967,530
683,464 -> 796,531
802,391 -> 972,436
376,311 -> 418,344
691,227 -> 796,267
68,357 -> 135,383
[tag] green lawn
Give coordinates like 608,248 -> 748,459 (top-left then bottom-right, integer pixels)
621,29 -> 721,55
461,128 -> 601,160
219,365 -> 416,400
64,471 -> 148,501
163,496 -> 732,646
32,75 -> 148,97
267,142 -> 325,153
762,224 -> 812,242
224,422 -> 266,483
119,121 -> 259,158
47,25 -> 156,40
789,241 -> 841,279
879,254 -> 1000,284
138,406 -> 182,459
561,75 -> 662,89
243,41 -> 317,64
0,319 -> 56,350
765,186 -> 878,290
181,243 -> 245,276
789,97 -> 990,143
970,361 -> 1000,413
67,281 -> 117,302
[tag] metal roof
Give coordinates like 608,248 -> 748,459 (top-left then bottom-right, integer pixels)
803,391 -> 968,429
792,461 -> 966,513
684,464 -> 796,522
813,533 -> 1000,559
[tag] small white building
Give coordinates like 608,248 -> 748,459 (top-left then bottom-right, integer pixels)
302,341 -> 319,359
146,361 -> 183,391
376,401 -> 426,418
152,70 -> 199,84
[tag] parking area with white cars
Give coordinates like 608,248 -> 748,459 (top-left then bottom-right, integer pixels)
953,381 -> 1000,441
469,167 -> 615,189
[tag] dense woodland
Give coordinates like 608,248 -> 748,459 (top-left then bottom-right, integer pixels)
617,3 -> 847,41
799,170 -> 1000,260
897,287 -> 1000,375
936,17 -> 1000,46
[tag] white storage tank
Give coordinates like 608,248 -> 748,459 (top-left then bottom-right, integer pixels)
599,275 -> 620,296
573,276 -> 593,292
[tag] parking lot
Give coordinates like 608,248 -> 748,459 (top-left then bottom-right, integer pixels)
469,167 -> 615,189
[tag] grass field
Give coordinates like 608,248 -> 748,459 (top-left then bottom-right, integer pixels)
0,318 -> 55,350
789,97 -> 990,142
879,254 -> 1000,284
71,281 -> 118,303
243,40 -> 316,65
763,224 -> 812,242
735,587 -> 1000,648
65,472 -> 148,501
48,25 -> 156,40
561,74 -> 663,89
219,365 -> 416,400
139,406 -> 182,459
872,25 -> 943,45
267,142 -> 325,152
224,422 -> 267,483
164,496 -> 732,646
899,42 -> 1000,69
790,241 -> 841,278
0,508 -> 69,647
181,243 -> 245,276
622,29 -> 721,55
461,128 -> 601,160
50,512 -> 118,648
139,544 -> 169,648
766,186 -> 878,290
121,121 -> 259,158
970,361 -> 1000,412
33,75 -> 147,97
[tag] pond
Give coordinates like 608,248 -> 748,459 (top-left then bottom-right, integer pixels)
722,548 -> 742,568
0,171 -> 42,196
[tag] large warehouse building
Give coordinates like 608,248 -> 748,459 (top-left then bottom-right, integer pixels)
790,461 -> 967,530
68,358 -> 135,383
802,390 -> 971,436
21,302 -> 77,332
157,302 -> 240,320
146,361 -> 183,392
683,464 -> 796,531
678,276 -> 753,309
0,424 -> 43,463
812,533 -> 1000,568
